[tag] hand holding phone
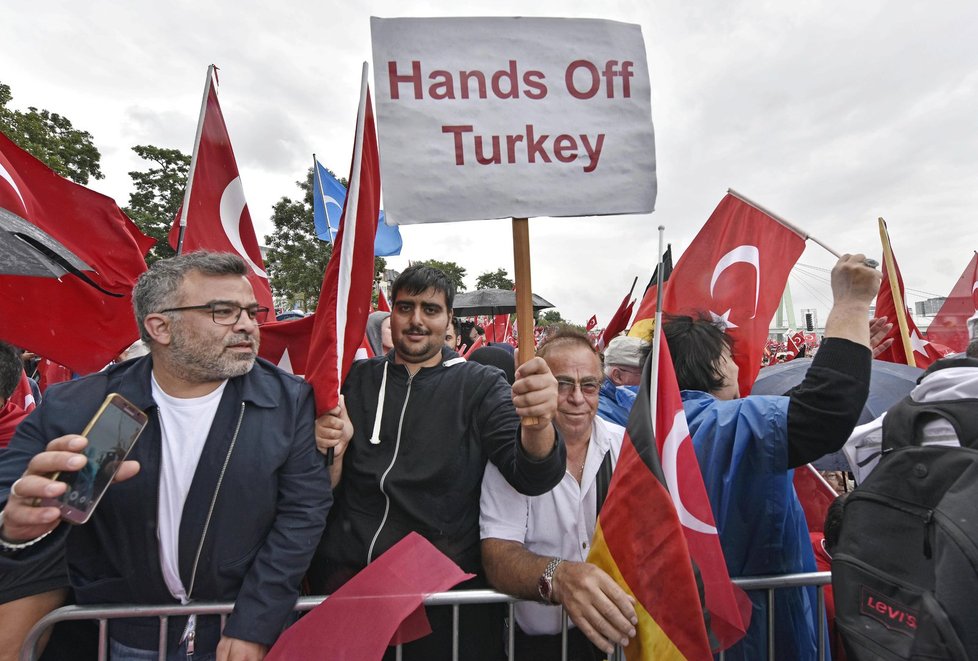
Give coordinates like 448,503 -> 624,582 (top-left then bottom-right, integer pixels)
42,394 -> 148,525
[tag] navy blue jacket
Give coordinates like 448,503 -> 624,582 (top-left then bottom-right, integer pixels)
0,356 -> 331,651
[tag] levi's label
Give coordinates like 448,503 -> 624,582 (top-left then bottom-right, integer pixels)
860,586 -> 918,636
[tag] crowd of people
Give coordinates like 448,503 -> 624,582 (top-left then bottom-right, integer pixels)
1,250 -> 976,661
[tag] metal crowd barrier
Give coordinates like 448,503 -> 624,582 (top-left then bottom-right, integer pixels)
20,571 -> 832,661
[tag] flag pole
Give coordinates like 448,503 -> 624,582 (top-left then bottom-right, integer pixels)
727,188 -> 879,268
648,225 -> 666,423
512,216 -> 539,426
176,65 -> 214,255
878,217 -> 916,367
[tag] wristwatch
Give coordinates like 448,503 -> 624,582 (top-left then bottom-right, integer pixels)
537,557 -> 563,604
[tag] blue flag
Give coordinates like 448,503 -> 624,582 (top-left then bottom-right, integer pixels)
313,158 -> 402,256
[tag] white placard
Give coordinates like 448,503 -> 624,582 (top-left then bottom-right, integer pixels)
371,17 -> 656,225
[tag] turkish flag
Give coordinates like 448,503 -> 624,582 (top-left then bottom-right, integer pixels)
654,333 -> 751,650
306,74 -> 380,416
0,132 -> 154,374
167,67 -> 274,313
36,359 -> 72,392
598,277 -> 638,350
585,314 -> 598,332
643,193 -> 805,394
257,314 -> 315,376
875,221 -> 949,369
376,281 -> 390,312
926,251 -> 978,353
785,331 -> 806,360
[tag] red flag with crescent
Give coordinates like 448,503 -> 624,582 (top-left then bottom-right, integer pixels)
168,66 -> 274,313
258,314 -> 315,376
654,333 -> 751,651
0,131 -> 154,374
633,194 -> 805,395
306,70 -> 380,416
926,251 -> 978,353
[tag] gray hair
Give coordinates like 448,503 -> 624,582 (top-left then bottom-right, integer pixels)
132,251 -> 248,342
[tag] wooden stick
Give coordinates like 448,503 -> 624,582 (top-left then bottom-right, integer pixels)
512,217 -> 539,426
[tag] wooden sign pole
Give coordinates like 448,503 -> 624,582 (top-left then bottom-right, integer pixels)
512,217 -> 539,426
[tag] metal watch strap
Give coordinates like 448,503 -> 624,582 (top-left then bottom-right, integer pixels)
0,510 -> 55,552
538,557 -> 563,603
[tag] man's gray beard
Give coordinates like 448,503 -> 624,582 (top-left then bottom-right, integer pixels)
166,327 -> 257,382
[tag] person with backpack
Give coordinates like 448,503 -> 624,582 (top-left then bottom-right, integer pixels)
834,317 -> 978,660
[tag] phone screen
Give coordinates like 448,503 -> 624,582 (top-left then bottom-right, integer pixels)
58,397 -> 147,520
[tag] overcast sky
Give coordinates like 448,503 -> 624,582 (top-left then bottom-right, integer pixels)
4,1 -> 976,327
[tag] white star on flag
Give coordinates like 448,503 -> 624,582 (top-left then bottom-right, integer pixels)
909,329 -> 932,357
710,309 -> 739,330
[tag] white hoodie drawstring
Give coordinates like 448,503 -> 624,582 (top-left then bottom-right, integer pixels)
369,361 -> 389,444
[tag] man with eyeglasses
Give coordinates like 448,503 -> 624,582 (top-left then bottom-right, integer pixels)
596,335 -> 647,426
0,251 -> 331,661
480,327 -> 636,661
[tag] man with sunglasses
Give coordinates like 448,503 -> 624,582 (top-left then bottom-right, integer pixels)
0,251 -> 331,661
480,327 -> 636,660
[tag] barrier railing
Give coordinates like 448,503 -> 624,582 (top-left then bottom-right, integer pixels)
20,571 -> 832,661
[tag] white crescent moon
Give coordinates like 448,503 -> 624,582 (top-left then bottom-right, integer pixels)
0,161 -> 28,214
220,177 -> 268,278
710,245 -> 760,319
662,410 -> 718,534
325,195 -> 343,229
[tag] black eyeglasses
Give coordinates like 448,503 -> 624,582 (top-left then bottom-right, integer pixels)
159,303 -> 269,326
556,378 -> 601,396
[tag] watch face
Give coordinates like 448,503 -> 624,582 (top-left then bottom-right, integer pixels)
538,575 -> 553,602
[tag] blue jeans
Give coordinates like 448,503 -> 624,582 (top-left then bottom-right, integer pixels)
110,637 -> 217,661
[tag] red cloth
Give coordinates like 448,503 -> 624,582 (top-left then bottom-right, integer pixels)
257,314 -> 315,376
793,464 -> 837,534
875,223 -> 949,368
167,68 -> 274,313
926,251 -> 978,353
0,398 -> 29,448
811,532 -> 846,661
266,533 -> 473,661
0,132 -> 153,374
785,331 -> 807,360
36,359 -> 72,392
598,277 -> 638,350
588,334 -> 718,659
632,194 -> 805,394
305,84 -> 380,416
654,334 -> 750,650
376,282 -> 390,312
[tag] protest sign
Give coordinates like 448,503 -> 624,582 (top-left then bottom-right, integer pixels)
371,17 -> 656,225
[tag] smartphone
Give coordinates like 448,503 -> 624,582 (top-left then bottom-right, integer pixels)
45,393 -> 148,524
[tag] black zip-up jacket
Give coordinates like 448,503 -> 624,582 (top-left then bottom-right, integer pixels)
318,347 -> 565,587
0,356 -> 331,652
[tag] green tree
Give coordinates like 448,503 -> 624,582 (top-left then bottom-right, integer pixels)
539,309 -> 565,325
264,167 -> 385,310
475,268 -> 514,290
0,82 -> 103,184
124,145 -> 190,264
419,259 -> 467,292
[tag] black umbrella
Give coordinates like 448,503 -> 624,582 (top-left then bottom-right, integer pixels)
0,206 -> 95,277
750,357 -> 924,470
453,288 -> 554,317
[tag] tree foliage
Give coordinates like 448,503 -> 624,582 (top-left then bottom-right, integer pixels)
124,145 -> 190,264
475,268 -> 514,290
0,82 -> 103,184
418,259 -> 467,292
264,167 -> 385,311
539,309 -> 565,325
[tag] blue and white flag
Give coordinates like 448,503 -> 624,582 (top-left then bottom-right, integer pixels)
313,158 -> 402,256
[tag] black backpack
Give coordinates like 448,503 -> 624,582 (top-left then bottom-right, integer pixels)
832,358 -> 978,660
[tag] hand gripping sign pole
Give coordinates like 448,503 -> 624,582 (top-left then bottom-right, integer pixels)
512,216 -> 538,425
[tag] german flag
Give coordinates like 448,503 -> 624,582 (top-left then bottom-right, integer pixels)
587,338 -> 713,660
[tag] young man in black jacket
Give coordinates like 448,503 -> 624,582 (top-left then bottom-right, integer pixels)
314,264 -> 565,660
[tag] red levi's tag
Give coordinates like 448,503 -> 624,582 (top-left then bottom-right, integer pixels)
860,586 -> 919,636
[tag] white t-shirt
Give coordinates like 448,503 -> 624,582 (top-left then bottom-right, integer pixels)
479,416 -> 624,635
151,374 -> 227,603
